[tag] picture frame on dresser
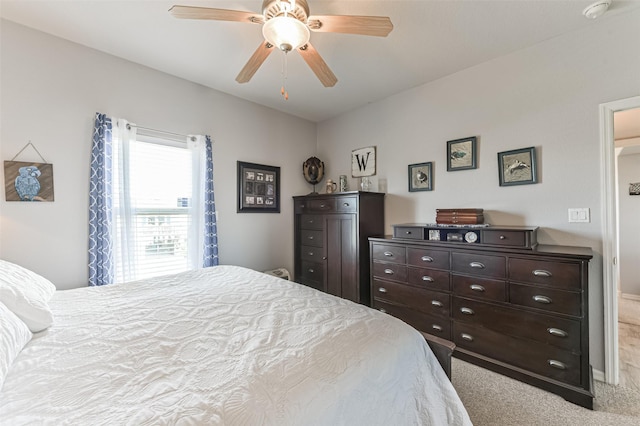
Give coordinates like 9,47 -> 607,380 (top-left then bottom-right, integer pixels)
447,137 -> 477,171
408,162 -> 433,192
237,161 -> 280,213
498,146 -> 537,186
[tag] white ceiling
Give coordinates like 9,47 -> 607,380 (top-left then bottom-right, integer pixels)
615,108 -> 640,156
615,108 -> 640,140
1,0 -> 640,123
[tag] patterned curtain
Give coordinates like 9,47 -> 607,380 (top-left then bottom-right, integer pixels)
88,113 -> 114,286
203,135 -> 219,267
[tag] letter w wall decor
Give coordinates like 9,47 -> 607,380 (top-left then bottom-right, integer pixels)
351,146 -> 376,178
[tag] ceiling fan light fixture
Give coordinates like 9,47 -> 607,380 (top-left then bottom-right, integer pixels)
262,16 -> 310,51
582,0 -> 612,19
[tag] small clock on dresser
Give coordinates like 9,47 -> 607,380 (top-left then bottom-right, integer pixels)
464,231 -> 478,243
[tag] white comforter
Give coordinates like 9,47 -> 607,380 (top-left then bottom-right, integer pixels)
0,265 -> 471,425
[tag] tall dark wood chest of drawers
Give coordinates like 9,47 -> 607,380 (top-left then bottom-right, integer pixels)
369,232 -> 594,408
294,191 -> 384,304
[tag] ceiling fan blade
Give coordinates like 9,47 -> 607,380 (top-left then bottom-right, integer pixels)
297,43 -> 337,88
307,15 -> 393,37
236,41 -> 275,84
169,5 -> 263,24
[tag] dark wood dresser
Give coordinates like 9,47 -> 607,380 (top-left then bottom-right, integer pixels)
369,229 -> 594,408
294,191 -> 384,304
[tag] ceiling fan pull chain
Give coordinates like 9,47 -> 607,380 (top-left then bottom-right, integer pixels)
281,51 -> 289,100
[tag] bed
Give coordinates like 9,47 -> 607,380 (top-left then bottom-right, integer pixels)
0,262 -> 471,425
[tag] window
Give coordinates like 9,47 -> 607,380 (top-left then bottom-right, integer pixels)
112,127 -> 207,282
89,113 -> 217,287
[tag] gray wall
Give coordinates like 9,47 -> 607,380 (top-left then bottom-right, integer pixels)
316,9 -> 640,373
0,20 -> 316,289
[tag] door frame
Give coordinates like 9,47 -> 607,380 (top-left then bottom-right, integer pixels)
600,95 -> 640,385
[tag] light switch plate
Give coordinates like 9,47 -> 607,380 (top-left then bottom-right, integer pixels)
568,208 -> 590,223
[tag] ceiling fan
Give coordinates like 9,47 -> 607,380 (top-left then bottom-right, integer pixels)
169,1 -> 393,93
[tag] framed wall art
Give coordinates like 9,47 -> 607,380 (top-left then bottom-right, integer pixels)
351,146 -> 376,177
4,160 -> 55,202
447,136 -> 477,171
498,146 -> 537,186
237,161 -> 280,213
408,162 -> 433,192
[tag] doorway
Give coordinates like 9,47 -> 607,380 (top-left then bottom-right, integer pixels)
600,96 -> 640,385
614,107 -> 640,390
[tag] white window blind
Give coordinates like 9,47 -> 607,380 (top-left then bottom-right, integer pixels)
112,133 -> 196,282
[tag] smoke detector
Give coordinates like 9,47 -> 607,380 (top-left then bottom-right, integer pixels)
583,0 -> 612,19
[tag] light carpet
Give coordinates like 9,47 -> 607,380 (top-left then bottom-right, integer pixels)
451,358 -> 640,426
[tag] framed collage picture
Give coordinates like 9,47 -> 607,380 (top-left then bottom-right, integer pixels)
237,161 -> 280,213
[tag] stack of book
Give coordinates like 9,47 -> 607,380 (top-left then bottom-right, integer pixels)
436,208 -> 484,225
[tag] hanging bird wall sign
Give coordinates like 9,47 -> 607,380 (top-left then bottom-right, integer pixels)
3,161 -> 55,202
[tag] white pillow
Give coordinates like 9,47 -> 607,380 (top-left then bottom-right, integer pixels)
0,259 -> 56,332
0,301 -> 32,389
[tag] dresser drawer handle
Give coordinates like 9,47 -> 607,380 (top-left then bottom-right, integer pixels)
384,269 -> 394,275
379,308 -> 387,313
319,203 -> 328,209
343,203 -> 350,207
308,236 -> 314,240
383,251 -> 394,257
422,276 -> 434,282
308,268 -> 314,273
461,333 -> 474,342
533,269 -> 552,277
499,235 -> 506,240
378,287 -> 388,293
533,295 -> 552,304
460,307 -> 474,315
547,328 -> 568,338
432,324 -> 443,331
431,300 -> 443,307
421,256 -> 434,262
548,360 -> 567,370
405,231 -> 412,235
307,219 -> 314,224
470,284 -> 485,292
470,262 -> 485,269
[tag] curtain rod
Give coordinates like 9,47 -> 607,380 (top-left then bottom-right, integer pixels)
127,123 -> 196,142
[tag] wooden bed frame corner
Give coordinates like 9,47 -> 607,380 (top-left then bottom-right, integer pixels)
421,332 -> 455,380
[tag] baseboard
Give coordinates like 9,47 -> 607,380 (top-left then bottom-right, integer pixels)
593,368 -> 605,383
620,292 -> 640,302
